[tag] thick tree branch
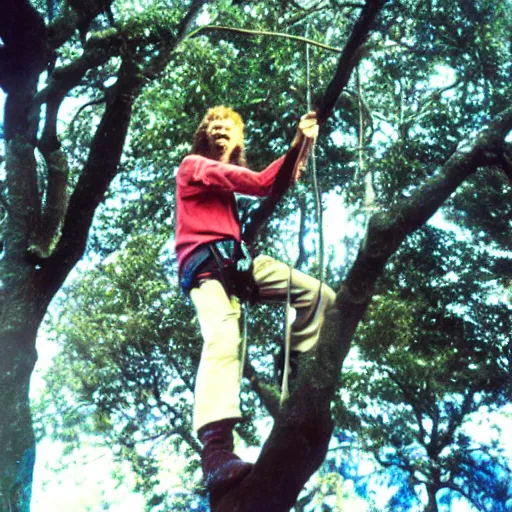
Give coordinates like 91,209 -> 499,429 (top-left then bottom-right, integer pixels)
175,0 -> 212,44
0,0 -> 47,142
38,1 -> 215,107
316,0 -> 388,124
33,35 -> 123,110
38,57 -> 144,300
36,0 -> 213,306
242,0 -> 386,247
46,0 -> 114,50
4,139 -> 40,256
28,150 -> 69,259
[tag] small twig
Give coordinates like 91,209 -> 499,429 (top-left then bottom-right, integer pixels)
244,362 -> 281,418
331,0 -> 366,8
0,181 -> 10,214
70,97 -> 107,127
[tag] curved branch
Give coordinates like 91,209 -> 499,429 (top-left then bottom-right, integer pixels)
36,0 -> 212,306
46,1 -> 113,50
33,36 -> 122,109
39,1 -> 213,105
69,97 -> 108,129
331,1 -> 366,8
289,0 -> 326,10
499,150 -> 512,182
285,3 -> 329,27
402,79 -> 463,130
184,25 -> 343,54
385,370 -> 428,444
39,56 -> 145,301
437,388 -> 477,455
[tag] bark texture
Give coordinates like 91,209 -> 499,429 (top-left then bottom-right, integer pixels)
0,1 -> 209,510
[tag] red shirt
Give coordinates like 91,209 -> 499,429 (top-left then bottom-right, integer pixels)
175,154 -> 286,274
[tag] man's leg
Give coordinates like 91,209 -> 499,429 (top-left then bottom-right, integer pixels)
191,279 -> 243,430
190,279 -> 251,491
252,255 -> 336,352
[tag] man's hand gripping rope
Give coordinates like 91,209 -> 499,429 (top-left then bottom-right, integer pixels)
292,111 -> 319,182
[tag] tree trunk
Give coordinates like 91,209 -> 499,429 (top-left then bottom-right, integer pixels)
0,134 -> 49,511
0,325 -> 39,511
0,1 -> 208,508
424,486 -> 439,512
0,10 -> 46,497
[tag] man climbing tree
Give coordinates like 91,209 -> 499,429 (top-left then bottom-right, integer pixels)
175,106 -> 336,493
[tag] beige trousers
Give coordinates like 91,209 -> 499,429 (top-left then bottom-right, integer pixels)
190,254 -> 336,432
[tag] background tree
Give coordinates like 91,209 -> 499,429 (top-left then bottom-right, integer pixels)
337,225 -> 512,511
1,0 -> 511,511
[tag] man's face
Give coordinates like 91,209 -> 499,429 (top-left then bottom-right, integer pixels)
206,117 -> 243,163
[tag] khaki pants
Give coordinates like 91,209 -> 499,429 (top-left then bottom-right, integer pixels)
190,254 -> 336,432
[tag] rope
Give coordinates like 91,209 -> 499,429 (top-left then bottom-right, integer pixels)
308,24 -> 325,400
240,301 -> 248,382
279,137 -> 308,405
306,23 -> 325,280
280,22 -> 325,405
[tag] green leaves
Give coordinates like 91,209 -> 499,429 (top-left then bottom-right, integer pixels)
25,0 -> 512,509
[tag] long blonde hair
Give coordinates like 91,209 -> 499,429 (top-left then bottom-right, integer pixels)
191,106 -> 247,166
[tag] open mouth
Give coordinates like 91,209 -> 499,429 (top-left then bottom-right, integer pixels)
212,136 -> 230,150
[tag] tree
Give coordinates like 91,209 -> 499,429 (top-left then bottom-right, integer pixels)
336,225 -> 512,511
0,0 -> 211,508
2,0 -> 511,511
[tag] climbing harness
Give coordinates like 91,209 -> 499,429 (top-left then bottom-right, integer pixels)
179,239 -> 256,300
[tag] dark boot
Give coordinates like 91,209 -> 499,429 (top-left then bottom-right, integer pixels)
197,419 -> 252,493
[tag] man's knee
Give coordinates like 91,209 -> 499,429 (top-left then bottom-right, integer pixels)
321,285 -> 336,309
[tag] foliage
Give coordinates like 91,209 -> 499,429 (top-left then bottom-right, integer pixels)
337,225 -> 512,510
33,233 -> 203,504
14,0 -> 512,510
